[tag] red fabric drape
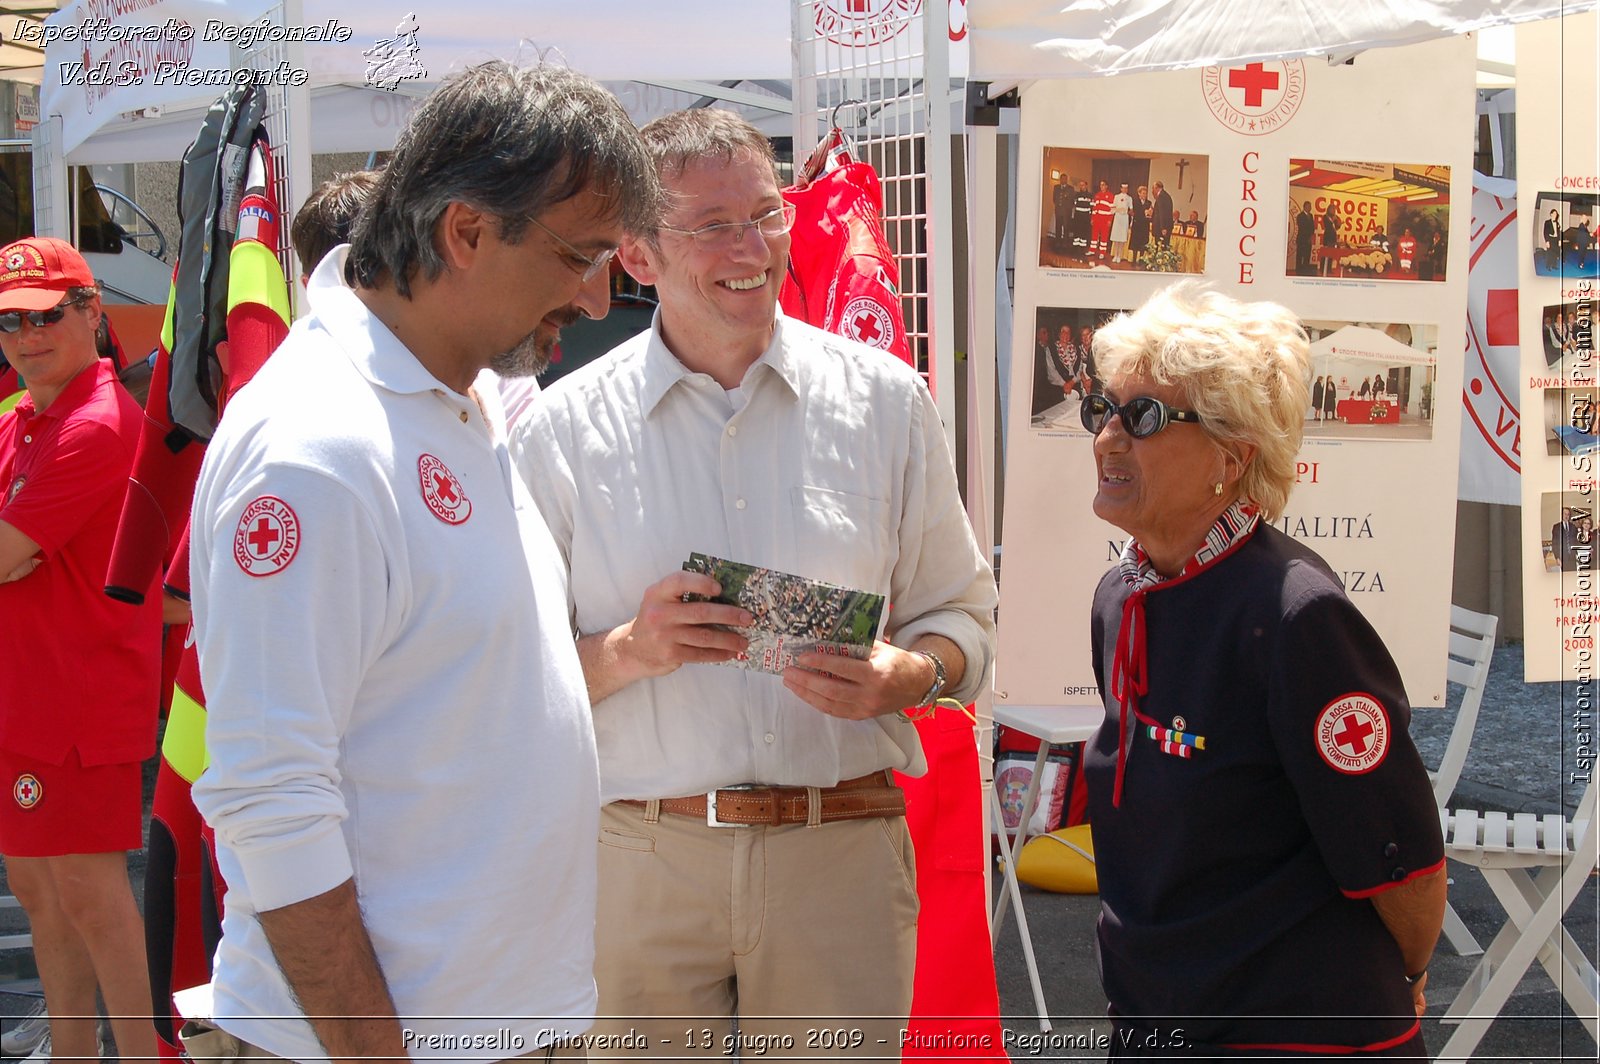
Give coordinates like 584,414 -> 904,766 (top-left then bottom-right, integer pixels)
784,140 -> 1004,1057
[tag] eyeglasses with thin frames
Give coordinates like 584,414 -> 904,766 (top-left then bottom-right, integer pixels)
524,215 -> 618,283
658,203 -> 797,251
0,293 -> 95,334
1079,393 -> 1203,439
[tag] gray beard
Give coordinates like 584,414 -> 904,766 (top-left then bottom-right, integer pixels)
489,330 -> 551,379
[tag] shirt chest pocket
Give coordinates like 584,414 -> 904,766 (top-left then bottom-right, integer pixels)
788,485 -> 892,592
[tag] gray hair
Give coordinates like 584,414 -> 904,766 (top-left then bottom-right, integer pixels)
348,61 -> 661,296
1092,281 -> 1312,521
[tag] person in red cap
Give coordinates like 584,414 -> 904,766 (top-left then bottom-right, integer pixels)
0,236 -> 160,1063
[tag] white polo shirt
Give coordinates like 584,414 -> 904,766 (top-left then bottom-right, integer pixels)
191,248 -> 599,1061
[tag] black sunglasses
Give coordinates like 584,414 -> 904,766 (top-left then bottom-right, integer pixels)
1080,392 -> 1203,439
0,294 -> 93,334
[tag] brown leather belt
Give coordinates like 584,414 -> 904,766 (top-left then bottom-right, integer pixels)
623,770 -> 906,827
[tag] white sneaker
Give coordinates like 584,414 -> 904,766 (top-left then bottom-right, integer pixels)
19,1031 -> 108,1062
1,1000 -> 48,1057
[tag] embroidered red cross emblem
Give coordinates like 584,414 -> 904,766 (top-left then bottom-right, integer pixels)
247,517 -> 281,557
14,773 -> 41,808
233,496 -> 300,577
853,311 -> 882,344
1333,713 -> 1375,755
418,453 -> 471,525
1228,63 -> 1280,108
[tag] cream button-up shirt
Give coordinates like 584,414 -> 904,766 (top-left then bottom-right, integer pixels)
513,311 -> 997,803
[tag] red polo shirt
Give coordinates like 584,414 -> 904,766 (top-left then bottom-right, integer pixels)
0,358 -> 160,765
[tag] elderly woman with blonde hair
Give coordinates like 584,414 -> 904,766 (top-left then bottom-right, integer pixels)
1080,282 -> 1445,1058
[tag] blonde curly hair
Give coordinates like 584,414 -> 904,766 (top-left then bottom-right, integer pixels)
1091,281 -> 1311,520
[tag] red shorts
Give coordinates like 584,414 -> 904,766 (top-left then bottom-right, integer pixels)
0,747 -> 143,856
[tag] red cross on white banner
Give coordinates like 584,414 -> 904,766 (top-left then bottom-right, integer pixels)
1227,63 -> 1280,108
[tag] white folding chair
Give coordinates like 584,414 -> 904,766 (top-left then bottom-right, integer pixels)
988,703 -> 1102,1033
1427,605 -> 1499,956
1435,772 -> 1599,1061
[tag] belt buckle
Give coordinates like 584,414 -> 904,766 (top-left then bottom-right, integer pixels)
706,783 -> 760,827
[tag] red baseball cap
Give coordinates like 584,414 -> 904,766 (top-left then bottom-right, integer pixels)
0,237 -> 96,312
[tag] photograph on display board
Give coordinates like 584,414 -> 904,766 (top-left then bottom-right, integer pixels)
1029,305 -> 1128,431
1286,159 -> 1451,281
1038,147 -> 1210,274
1302,320 -> 1437,440
1533,191 -> 1598,277
1542,387 -> 1598,457
1541,298 -> 1592,368
1541,491 -> 1598,574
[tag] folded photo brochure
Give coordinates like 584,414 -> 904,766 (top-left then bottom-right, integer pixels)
682,552 -> 886,674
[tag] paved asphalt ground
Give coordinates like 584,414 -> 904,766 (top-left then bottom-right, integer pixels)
0,647 -> 1594,1060
991,643 -> 1598,1061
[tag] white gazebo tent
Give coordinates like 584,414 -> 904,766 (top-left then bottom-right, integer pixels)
34,0 -> 963,432
1310,323 -> 1438,409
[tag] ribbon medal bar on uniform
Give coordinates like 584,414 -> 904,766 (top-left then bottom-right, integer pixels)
1147,715 -> 1206,759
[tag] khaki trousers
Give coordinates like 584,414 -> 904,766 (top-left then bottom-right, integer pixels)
590,800 -> 919,1061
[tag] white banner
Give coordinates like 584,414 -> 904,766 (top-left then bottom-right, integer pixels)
37,0 -> 247,160
968,0 -> 1596,79
1516,11 -> 1600,683
997,35 -> 1477,712
38,1 -> 972,164
1459,174 -> 1522,507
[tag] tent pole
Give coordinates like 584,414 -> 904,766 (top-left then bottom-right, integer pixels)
965,115 -> 1000,915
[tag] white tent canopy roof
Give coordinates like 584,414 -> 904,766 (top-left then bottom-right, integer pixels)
1310,325 -> 1437,366
967,0 -> 1592,80
40,0 -> 1587,165
41,0 -> 795,162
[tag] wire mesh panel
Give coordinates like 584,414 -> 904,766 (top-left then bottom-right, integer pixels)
792,0 -> 956,435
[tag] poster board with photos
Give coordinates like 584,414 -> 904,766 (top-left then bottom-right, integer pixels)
1518,11 -> 1600,683
997,35 -> 1476,712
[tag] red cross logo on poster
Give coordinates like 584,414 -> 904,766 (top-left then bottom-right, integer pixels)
842,296 -> 895,351
814,0 -> 920,47
419,454 -> 472,525
1315,694 -> 1390,774
1201,60 -> 1307,136
232,496 -> 301,578
1462,188 -> 1521,494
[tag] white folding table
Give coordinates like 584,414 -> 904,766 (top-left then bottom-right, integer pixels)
988,702 -> 1103,1032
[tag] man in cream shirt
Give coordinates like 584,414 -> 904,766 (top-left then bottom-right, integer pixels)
515,109 -> 996,1057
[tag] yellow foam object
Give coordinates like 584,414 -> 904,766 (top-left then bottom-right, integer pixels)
1014,823 -> 1098,894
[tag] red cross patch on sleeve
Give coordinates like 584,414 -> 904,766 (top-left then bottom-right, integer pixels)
233,496 -> 301,577
841,296 -> 897,351
1315,693 -> 1390,774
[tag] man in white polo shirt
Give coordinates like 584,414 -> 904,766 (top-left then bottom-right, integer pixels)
187,62 -> 659,1064
515,109 -> 996,1056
